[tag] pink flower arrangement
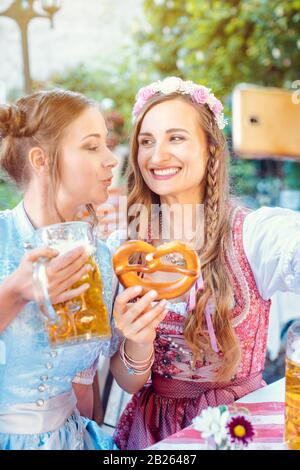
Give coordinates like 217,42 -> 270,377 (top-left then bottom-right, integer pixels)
132,77 -> 226,129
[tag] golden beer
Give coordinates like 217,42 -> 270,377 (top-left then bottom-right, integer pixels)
48,256 -> 111,346
33,221 -> 111,347
285,320 -> 300,450
285,357 -> 300,450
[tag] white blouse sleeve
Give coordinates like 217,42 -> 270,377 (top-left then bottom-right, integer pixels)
243,206 -> 300,300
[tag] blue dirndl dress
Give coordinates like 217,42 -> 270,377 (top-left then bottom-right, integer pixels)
0,202 -> 119,450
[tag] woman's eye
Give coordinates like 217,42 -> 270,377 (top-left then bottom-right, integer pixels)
87,146 -> 99,152
140,139 -> 153,146
170,135 -> 185,142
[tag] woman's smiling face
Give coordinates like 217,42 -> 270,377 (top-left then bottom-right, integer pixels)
137,98 -> 208,199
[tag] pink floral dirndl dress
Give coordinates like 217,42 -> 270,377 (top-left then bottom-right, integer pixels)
113,207 -> 271,450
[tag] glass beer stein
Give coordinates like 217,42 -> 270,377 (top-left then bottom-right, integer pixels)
33,221 -> 111,347
285,320 -> 300,450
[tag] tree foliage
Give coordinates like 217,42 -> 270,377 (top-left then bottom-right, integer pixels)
141,0 -> 300,98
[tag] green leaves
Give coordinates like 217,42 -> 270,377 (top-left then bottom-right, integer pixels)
0,181 -> 21,210
141,0 -> 300,98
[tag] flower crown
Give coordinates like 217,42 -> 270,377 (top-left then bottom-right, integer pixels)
133,76 -> 226,129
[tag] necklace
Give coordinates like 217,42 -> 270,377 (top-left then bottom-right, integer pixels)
157,211 -> 200,266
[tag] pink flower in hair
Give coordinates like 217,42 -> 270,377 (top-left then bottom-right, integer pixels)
210,97 -> 224,115
191,86 -> 210,104
132,100 -> 144,117
137,86 -> 157,102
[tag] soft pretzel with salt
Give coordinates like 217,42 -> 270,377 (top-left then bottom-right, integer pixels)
113,240 -> 200,300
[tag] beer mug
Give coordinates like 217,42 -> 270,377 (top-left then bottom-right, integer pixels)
285,320 -> 300,450
33,221 -> 111,347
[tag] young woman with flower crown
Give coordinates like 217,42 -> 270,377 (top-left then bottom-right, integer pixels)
107,76 -> 300,450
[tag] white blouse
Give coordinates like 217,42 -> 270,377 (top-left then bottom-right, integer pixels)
243,206 -> 300,300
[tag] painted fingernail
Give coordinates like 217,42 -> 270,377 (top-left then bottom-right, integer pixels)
159,299 -> 167,308
149,290 -> 158,298
134,286 -> 143,293
81,283 -> 90,290
85,264 -> 93,272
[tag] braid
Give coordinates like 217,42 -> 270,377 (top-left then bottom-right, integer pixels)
205,149 -> 220,244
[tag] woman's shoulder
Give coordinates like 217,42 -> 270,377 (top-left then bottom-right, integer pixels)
244,205 -> 300,225
229,202 -> 252,223
228,203 -> 296,229
229,204 -> 300,244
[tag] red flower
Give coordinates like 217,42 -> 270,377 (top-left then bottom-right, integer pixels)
227,415 -> 255,446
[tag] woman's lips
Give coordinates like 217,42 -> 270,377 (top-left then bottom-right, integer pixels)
101,177 -> 113,186
150,167 -> 181,180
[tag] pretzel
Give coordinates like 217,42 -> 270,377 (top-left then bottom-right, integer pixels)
112,240 -> 201,300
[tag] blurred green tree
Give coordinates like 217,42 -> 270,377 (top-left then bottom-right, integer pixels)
141,0 -> 300,96
3,1 -> 297,209
140,0 -> 300,201
34,62 -> 140,132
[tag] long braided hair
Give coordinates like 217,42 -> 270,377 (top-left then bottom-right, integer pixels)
127,94 -> 240,382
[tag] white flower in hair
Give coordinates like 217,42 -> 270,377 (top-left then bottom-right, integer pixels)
206,93 -> 217,108
159,76 -> 184,94
149,81 -> 162,93
216,114 -> 226,130
182,80 -> 199,94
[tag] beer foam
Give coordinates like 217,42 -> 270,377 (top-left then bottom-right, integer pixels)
48,240 -> 94,256
291,345 -> 300,365
291,338 -> 300,351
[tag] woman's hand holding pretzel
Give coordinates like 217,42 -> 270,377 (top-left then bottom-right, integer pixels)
113,285 -> 168,346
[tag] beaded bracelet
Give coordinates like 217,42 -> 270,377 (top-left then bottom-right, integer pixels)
119,338 -> 154,376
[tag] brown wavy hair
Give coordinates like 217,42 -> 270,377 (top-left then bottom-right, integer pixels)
127,93 -> 240,382
0,89 -> 98,225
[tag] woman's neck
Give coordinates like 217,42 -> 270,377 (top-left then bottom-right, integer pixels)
152,190 -> 205,249
23,186 -> 77,229
160,184 -> 205,208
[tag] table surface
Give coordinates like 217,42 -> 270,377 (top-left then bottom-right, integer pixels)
237,377 -> 285,403
148,378 -> 287,450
